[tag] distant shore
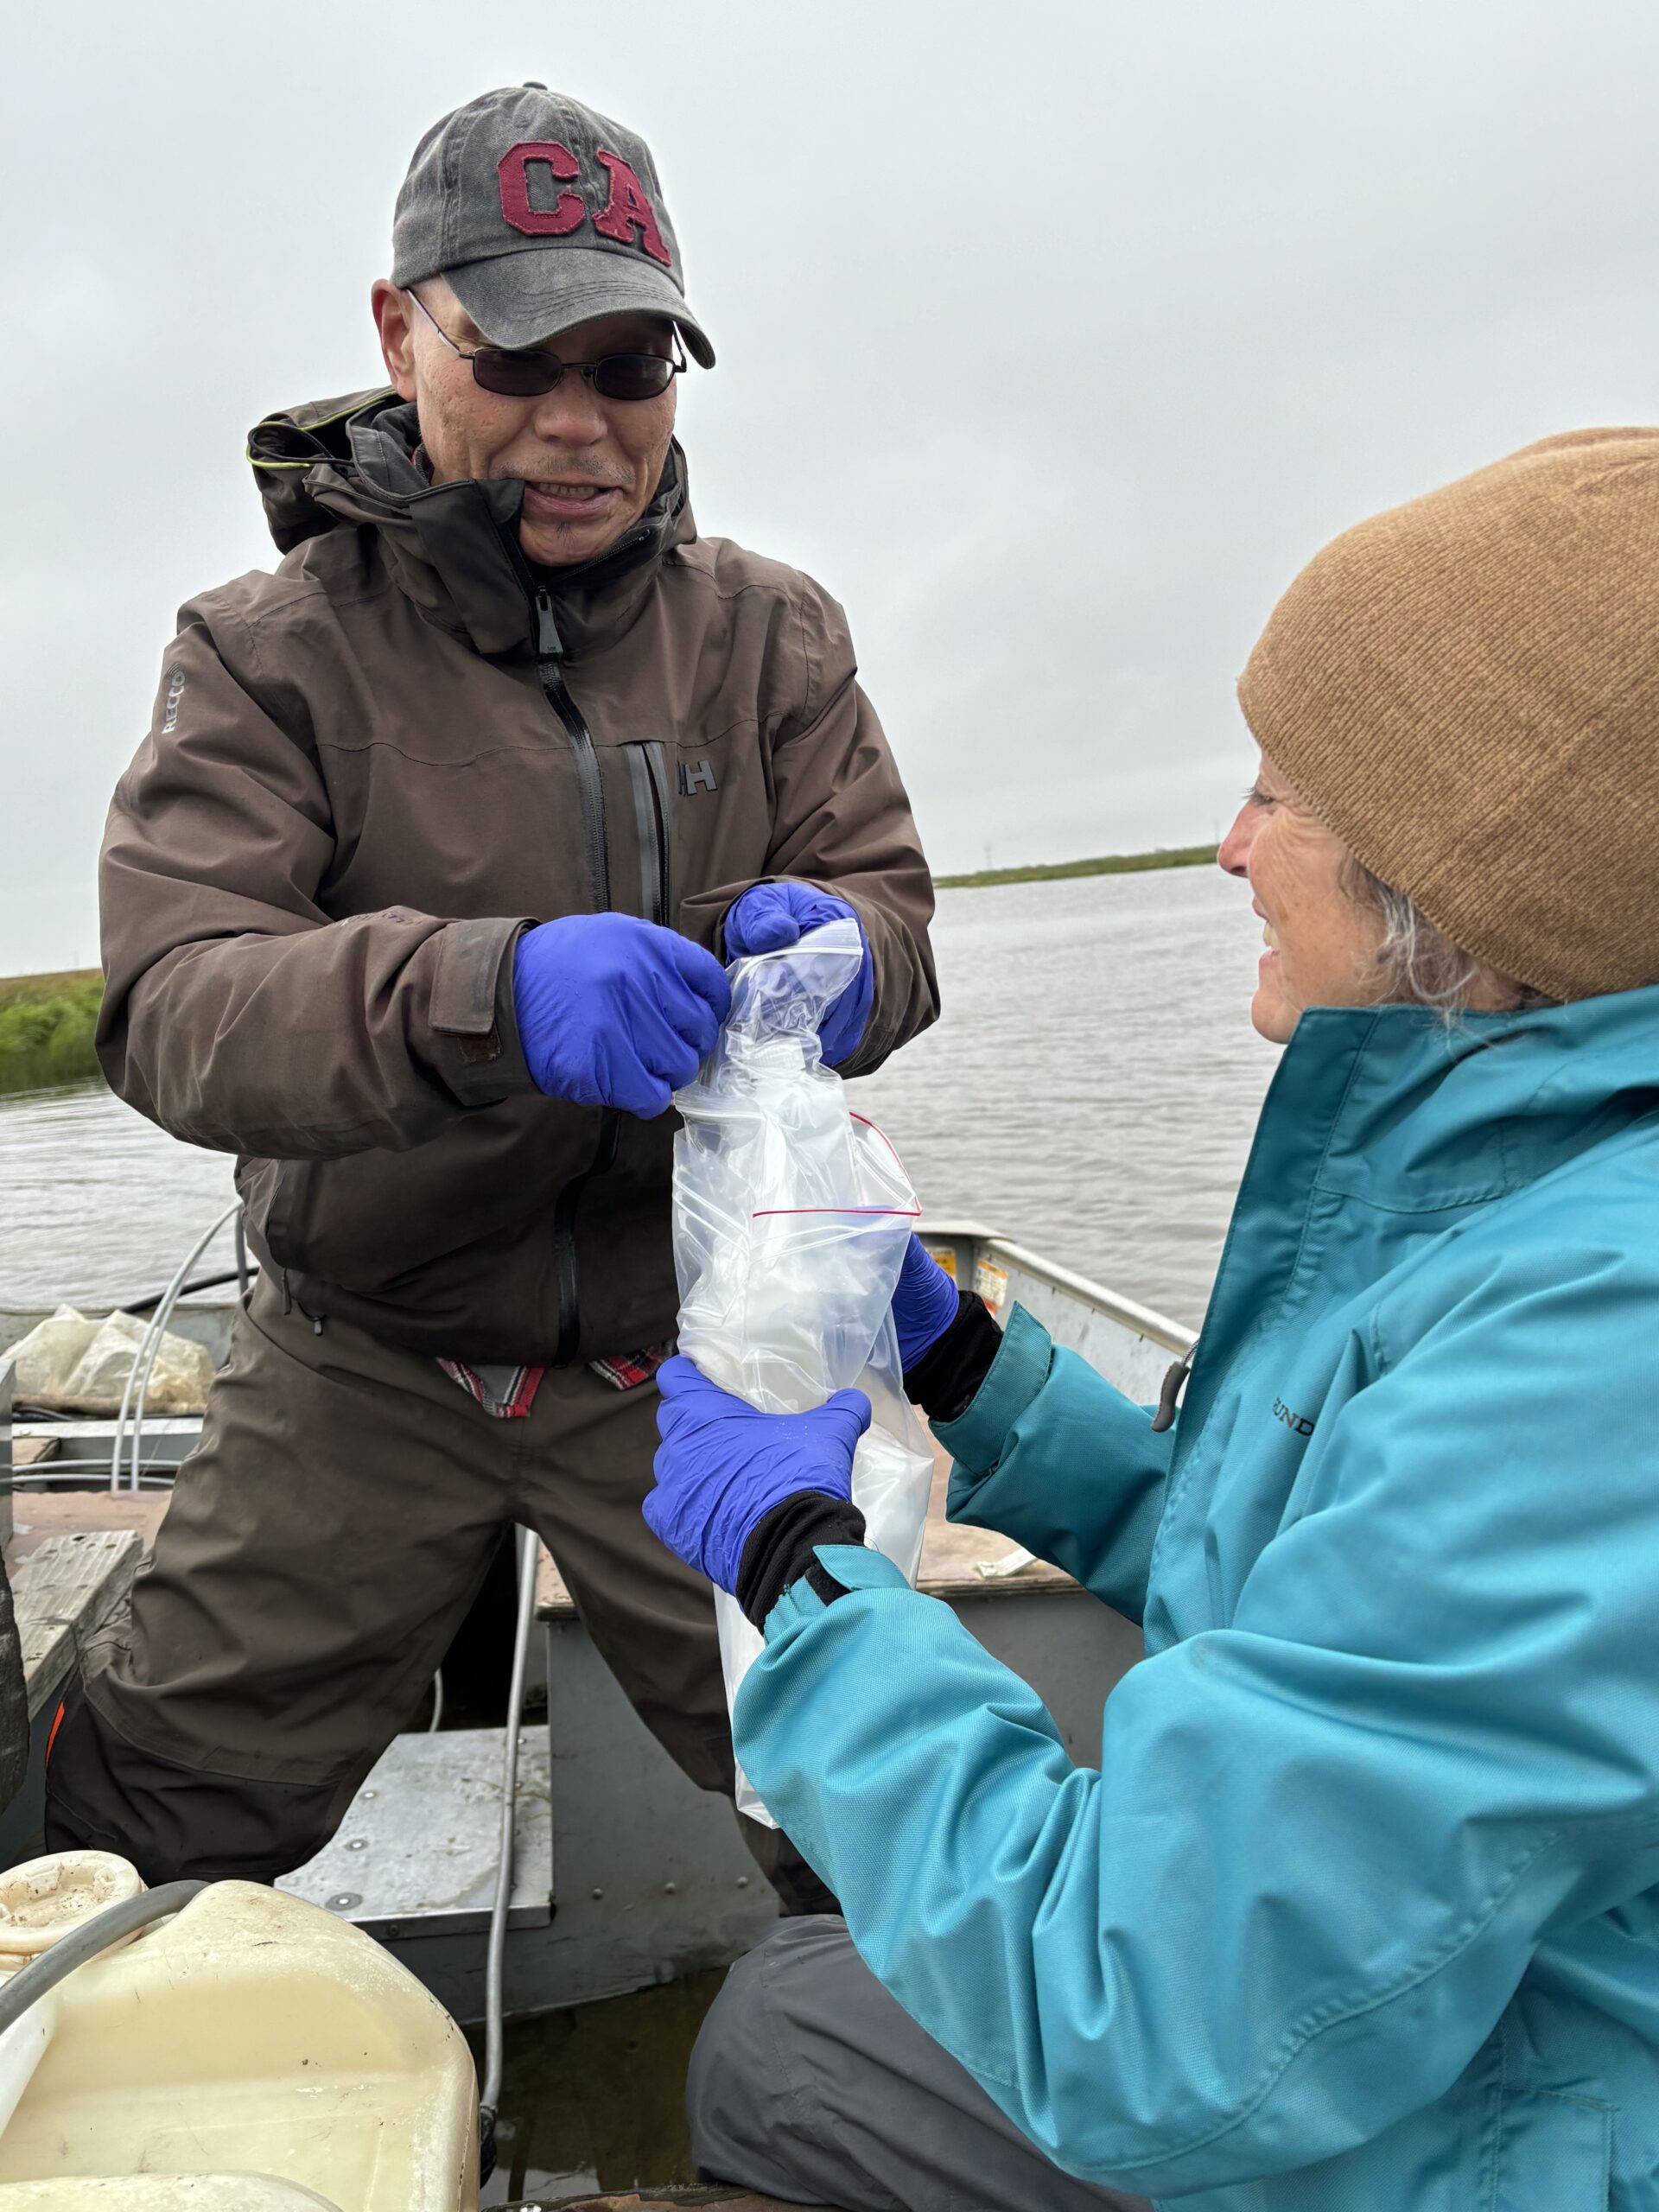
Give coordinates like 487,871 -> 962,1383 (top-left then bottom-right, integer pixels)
0,846 -> 1217,1091
0,969 -> 103,1096
934,842 -> 1217,890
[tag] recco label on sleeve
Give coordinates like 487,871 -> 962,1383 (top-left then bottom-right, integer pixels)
161,667 -> 186,734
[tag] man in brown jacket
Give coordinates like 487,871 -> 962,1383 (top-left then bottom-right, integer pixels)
45,84 -> 938,1903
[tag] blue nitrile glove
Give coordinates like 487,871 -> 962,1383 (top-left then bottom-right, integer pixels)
724,881 -> 874,1067
893,1234 -> 963,1370
644,1355 -> 872,1594
512,914 -> 731,1118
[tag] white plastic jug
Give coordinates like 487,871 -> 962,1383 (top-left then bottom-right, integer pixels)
0,1875 -> 477,2211
0,1851 -> 144,1981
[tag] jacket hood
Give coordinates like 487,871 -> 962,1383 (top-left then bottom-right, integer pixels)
246,389 -> 696,657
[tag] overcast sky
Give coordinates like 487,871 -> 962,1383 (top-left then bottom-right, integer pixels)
6,0 -> 1658,973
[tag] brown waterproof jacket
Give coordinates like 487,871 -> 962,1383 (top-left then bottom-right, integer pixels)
99,392 -> 938,1362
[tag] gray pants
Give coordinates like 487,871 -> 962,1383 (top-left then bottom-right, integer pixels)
689,1917 -> 1151,2212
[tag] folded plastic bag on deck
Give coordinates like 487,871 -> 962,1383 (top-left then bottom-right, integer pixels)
2,1306 -> 216,1416
672,918 -> 934,1826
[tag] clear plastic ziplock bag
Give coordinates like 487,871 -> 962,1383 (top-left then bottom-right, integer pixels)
671,918 -> 935,1825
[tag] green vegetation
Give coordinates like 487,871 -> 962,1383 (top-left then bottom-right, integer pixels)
935,842 -> 1218,890
0,970 -> 105,1096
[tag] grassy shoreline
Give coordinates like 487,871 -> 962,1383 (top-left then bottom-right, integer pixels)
935,842 -> 1217,890
0,969 -> 104,1096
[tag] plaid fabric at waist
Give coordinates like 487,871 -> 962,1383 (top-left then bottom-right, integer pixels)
437,1344 -> 671,1418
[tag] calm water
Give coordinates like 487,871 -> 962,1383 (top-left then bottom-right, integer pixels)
0,868 -> 1275,1327
853,865 -> 1274,1326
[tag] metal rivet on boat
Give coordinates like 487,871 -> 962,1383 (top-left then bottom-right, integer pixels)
663,1881 -> 678,1896
360,1789 -> 377,1802
735,1876 -> 749,1888
346,1838 -> 367,1852
329,1893 -> 360,1910
590,1887 -> 604,1901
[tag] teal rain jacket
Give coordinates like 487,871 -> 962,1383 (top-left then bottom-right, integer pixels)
735,988 -> 1659,2210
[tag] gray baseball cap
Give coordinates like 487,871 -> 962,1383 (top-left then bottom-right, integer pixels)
391,84 -> 714,367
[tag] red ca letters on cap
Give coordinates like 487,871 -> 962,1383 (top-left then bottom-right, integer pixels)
498,142 -> 584,236
592,149 -> 672,265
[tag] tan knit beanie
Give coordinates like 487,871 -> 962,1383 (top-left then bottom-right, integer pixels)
1236,427 -> 1659,1001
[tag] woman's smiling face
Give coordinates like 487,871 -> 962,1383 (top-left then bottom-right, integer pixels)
1217,753 -> 1388,1044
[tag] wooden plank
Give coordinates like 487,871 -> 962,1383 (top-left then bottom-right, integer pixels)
536,1439 -> 1072,1624
536,1537 -> 574,1622
8,1490 -> 168,1568
9,1530 -> 141,1716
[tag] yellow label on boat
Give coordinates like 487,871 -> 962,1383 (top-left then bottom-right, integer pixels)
974,1260 -> 1009,1310
924,1244 -> 958,1279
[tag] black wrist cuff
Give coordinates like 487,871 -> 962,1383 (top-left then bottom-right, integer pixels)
736,1492 -> 868,1627
902,1289 -> 1003,1421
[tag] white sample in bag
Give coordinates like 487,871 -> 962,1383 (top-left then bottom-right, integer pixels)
672,918 -> 935,1825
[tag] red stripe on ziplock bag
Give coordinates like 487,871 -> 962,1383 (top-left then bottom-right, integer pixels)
750,1206 -> 923,1217
751,1111 -> 922,1218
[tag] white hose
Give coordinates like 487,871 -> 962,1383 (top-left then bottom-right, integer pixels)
110,1203 -> 241,1491
128,1205 -> 242,1489
481,1525 -> 537,2131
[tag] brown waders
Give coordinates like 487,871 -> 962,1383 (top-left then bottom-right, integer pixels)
43,1275 -> 826,1910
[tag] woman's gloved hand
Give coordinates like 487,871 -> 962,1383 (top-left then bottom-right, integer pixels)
892,1234 -> 963,1370
644,1354 -> 871,1594
724,880 -> 874,1067
512,914 -> 731,1118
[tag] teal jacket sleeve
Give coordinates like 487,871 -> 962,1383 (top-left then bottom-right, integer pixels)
938,1305 -> 1173,1625
734,1253 -> 1659,2200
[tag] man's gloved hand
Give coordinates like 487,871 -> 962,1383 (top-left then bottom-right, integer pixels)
512,914 -> 731,1118
644,1354 -> 871,1594
892,1234 -> 963,1370
724,880 -> 874,1067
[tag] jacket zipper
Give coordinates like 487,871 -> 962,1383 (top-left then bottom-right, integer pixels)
625,741 -> 673,926
536,591 -> 610,909
534,588 -> 619,1366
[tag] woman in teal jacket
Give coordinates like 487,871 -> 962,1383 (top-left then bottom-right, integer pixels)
644,429 -> 1659,2210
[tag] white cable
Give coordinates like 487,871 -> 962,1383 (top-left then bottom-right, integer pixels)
14,1464 -> 175,1484
110,1203 -> 241,1491
481,1525 -> 537,2127
427,1668 -> 444,1733
129,1224 -> 237,1491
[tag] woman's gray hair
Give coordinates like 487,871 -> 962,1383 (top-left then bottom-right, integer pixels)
1340,857 -> 1555,1015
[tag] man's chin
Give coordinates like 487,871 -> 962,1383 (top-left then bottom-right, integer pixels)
518,517 -> 632,569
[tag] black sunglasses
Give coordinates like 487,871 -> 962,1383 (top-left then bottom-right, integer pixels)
408,289 -> 683,401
